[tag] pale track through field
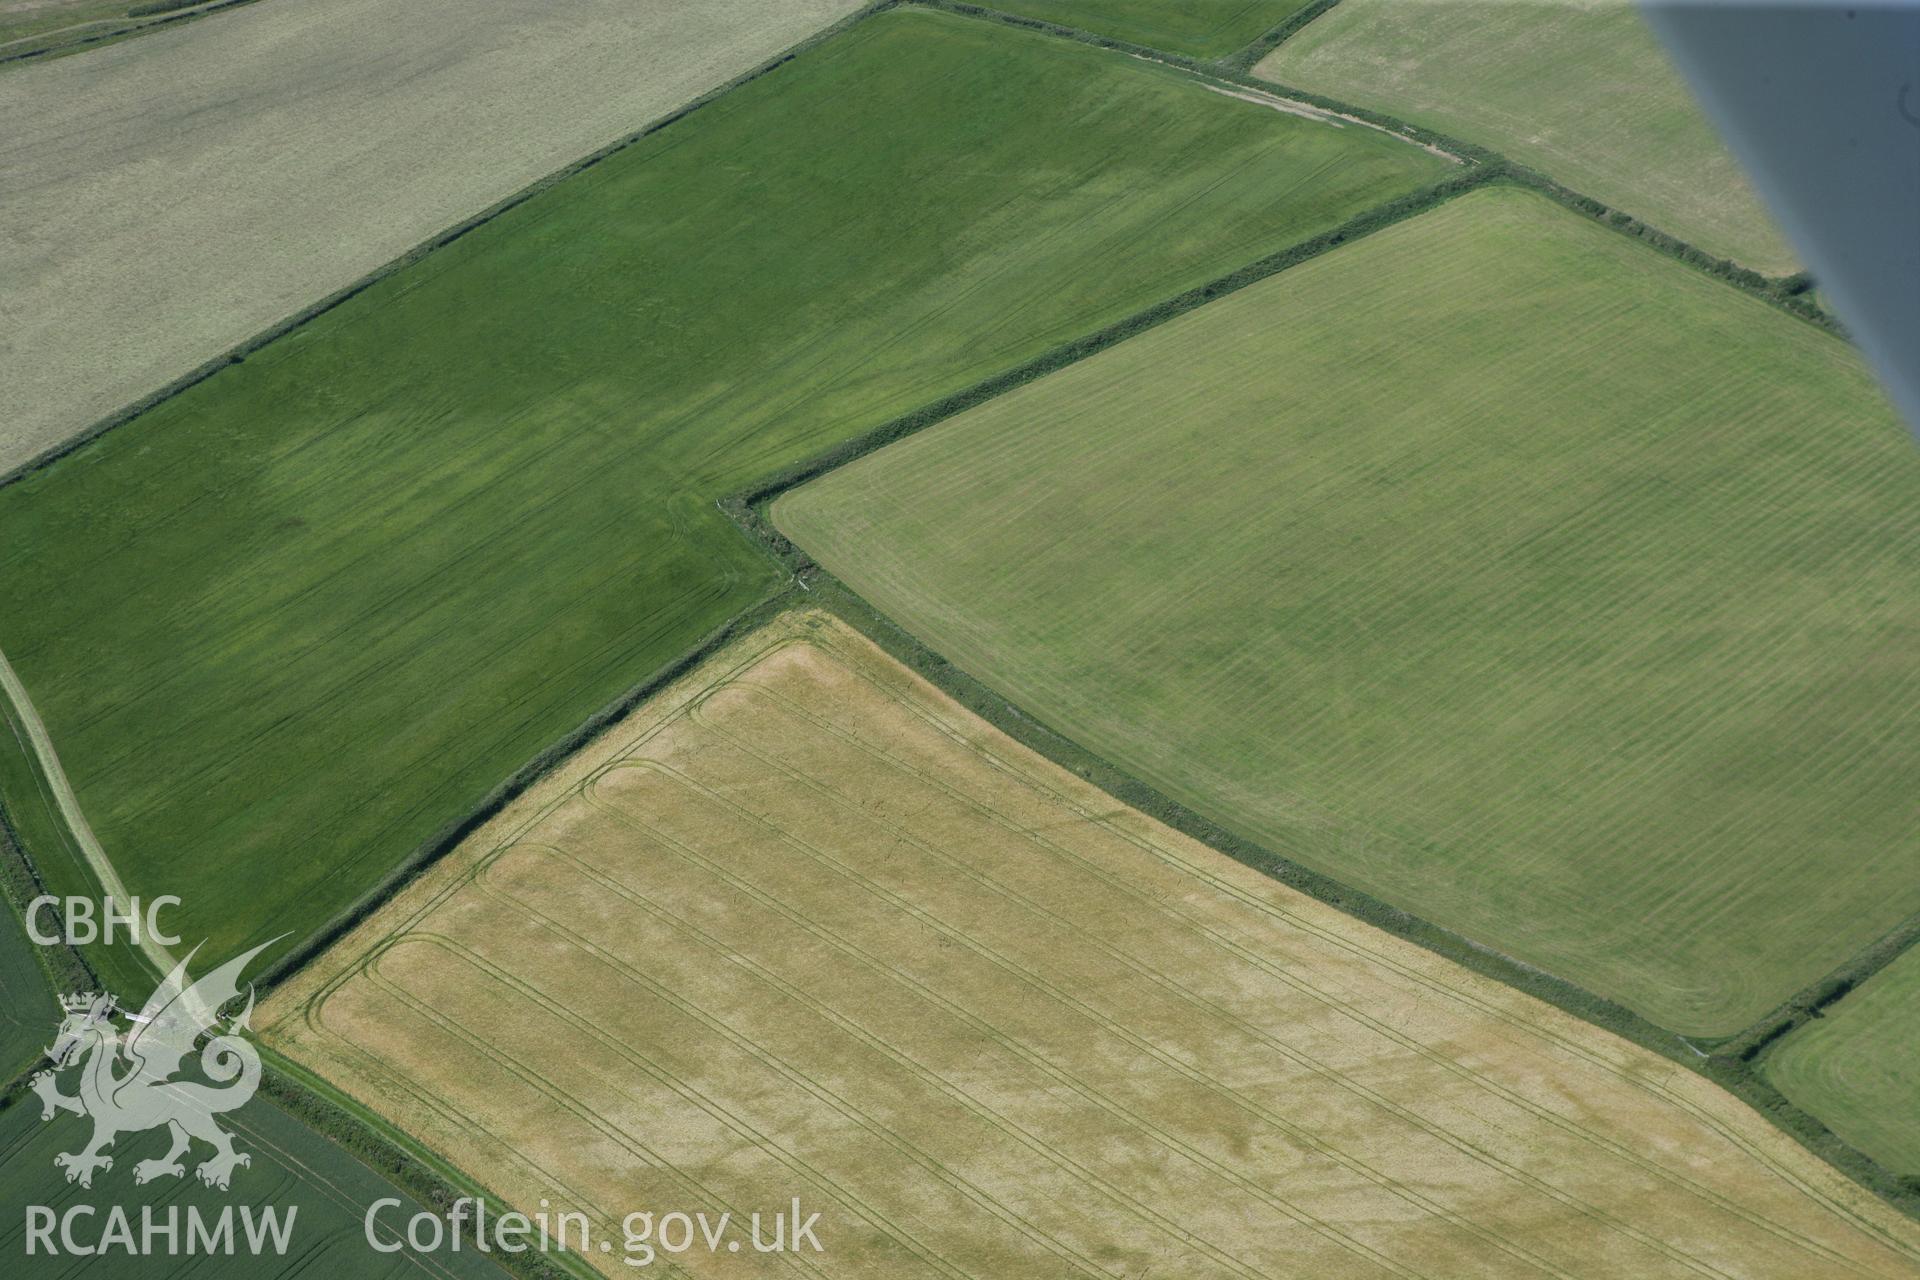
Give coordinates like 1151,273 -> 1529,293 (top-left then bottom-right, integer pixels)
0,641 -> 174,983
0,0 -> 232,53
721,662 -> 1920,1268
266,615 -> 1920,1278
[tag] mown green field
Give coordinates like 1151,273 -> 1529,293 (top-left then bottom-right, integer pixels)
777,185 -> 1919,1038
0,6 -> 1447,974
1255,0 -> 1795,272
987,0 -> 1312,57
0,1093 -> 509,1278
1768,948 -> 1920,1177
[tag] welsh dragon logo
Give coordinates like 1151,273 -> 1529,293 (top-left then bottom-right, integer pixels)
31,941 -> 273,1191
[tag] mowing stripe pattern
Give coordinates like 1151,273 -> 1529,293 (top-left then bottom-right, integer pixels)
776,187 -> 1918,1038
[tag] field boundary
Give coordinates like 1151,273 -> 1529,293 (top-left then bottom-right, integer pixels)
0,819 -> 590,1280
0,0 -> 260,69
712,185 -> 1920,1225
724,166 -> 1493,512
1220,0 -> 1343,71
917,0 -> 1478,159
0,813 -> 91,1023
3,0 -> 1903,1237
259,1047 -> 597,1280
916,0 -> 1825,309
251,590 -> 795,999
732,538 -> 1920,1231
0,0 -> 896,496
0,644 -> 174,985
0,0 -> 1455,1029
1724,913 -> 1920,1069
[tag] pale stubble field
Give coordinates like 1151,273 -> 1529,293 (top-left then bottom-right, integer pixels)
0,0 -> 861,472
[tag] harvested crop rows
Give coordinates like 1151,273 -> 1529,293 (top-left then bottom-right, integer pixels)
0,0 -> 865,473
777,186 -> 1920,1038
1768,947 -> 1920,1179
264,612 -> 1920,1279
1255,0 -> 1794,270
0,6 -> 1451,977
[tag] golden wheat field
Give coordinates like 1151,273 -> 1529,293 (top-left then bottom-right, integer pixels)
263,613 -> 1920,1278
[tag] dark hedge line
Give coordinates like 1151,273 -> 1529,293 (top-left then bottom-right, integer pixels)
0,810 -> 92,1020
916,0 -> 1492,163
0,0 -> 261,68
253,590 -> 794,999
1720,911 -> 1920,1065
729,546 -> 1920,1228
0,0 -> 896,492
916,0 -> 1211,70
258,1057 -> 591,1280
1219,0 -> 1344,72
719,151 -> 1915,1225
127,0 -> 207,16
729,164 -> 1496,530
917,0 -> 1828,321
1504,164 -> 1838,329
741,557 -> 1712,1060
1714,1066 -> 1920,1216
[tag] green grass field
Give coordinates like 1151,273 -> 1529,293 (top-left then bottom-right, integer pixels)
1767,948 -> 1920,1177
777,186 -> 1919,1038
0,6 -> 1447,975
1255,0 -> 1795,272
0,1093 -> 510,1278
985,0 -> 1313,57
